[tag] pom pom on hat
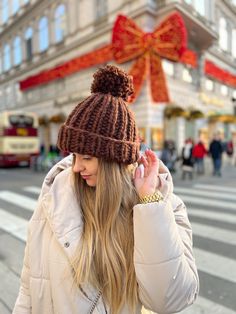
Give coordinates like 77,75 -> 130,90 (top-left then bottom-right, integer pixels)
91,65 -> 134,101
57,65 -> 140,164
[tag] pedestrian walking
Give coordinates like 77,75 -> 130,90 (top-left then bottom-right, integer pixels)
13,65 -> 199,314
209,133 -> 224,176
192,140 -> 207,174
181,138 -> 194,180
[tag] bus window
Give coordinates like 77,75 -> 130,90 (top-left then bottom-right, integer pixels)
0,111 -> 40,167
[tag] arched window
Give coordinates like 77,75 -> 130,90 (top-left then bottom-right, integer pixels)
25,27 -> 33,60
2,0 -> 9,23
12,0 -> 20,15
219,17 -> 228,51
3,44 -> 11,72
232,29 -> 236,58
39,17 -> 49,52
54,4 -> 66,43
13,36 -> 22,66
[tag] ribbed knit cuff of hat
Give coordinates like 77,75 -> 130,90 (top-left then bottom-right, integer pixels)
57,124 -> 140,164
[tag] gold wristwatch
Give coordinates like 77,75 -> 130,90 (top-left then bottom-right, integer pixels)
139,191 -> 163,204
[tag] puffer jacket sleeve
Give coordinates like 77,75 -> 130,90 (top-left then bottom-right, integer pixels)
12,227 -> 31,313
13,155 -> 73,313
133,181 -> 199,313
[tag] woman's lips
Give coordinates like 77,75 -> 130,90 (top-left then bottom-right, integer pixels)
81,175 -> 91,179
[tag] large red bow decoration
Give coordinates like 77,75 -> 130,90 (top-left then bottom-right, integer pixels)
112,13 -> 187,103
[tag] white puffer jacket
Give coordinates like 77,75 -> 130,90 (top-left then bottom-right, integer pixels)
13,155 -> 199,314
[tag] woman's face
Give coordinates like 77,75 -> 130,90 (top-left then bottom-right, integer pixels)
73,153 -> 99,187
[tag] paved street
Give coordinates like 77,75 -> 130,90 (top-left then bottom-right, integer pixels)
0,159 -> 236,314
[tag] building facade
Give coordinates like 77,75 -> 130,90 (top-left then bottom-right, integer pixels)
0,0 -> 236,153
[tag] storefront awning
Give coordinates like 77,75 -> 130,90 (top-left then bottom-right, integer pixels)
208,114 -> 236,123
164,106 -> 188,118
49,113 -> 65,123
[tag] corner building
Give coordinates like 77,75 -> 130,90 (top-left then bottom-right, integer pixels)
0,0 -> 236,153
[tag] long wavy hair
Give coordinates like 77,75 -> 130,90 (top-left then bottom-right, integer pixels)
71,158 -> 139,313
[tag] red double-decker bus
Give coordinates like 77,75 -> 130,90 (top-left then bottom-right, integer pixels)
0,111 -> 40,166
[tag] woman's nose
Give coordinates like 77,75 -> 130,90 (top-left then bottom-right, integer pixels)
73,159 -> 84,173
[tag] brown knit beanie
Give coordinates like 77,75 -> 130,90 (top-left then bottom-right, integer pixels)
57,65 -> 140,164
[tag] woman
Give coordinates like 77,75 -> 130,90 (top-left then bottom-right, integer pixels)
13,65 -> 199,314
181,138 -> 194,180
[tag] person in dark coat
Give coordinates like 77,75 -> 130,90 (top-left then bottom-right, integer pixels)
181,138 -> 194,180
209,133 -> 223,176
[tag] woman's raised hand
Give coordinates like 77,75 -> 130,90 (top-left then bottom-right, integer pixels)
134,149 -> 160,199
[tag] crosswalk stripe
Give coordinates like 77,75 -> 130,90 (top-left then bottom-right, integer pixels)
191,222 -> 236,246
194,248 -> 236,283
176,194 -> 236,210
0,208 -> 28,242
180,296 -> 236,314
194,184 -> 236,194
188,207 -> 236,224
23,186 -> 41,195
0,191 -> 36,212
174,187 -> 236,201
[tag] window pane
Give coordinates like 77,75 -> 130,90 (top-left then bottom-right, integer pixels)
195,0 -> 205,16
55,5 -> 66,43
219,17 -> 228,51
96,0 -> 107,18
13,37 -> 22,66
232,29 -> 236,58
2,0 -> 9,23
39,17 -> 49,51
182,68 -> 192,83
3,44 -> 11,72
220,85 -> 228,96
205,79 -> 214,91
162,60 -> 174,76
0,53 -> 2,74
25,27 -> 33,39
12,0 -> 20,15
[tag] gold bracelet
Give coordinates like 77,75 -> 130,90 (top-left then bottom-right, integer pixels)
139,191 -> 163,204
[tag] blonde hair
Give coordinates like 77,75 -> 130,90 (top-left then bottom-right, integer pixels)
71,159 -> 139,313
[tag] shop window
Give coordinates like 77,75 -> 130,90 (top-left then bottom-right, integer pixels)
220,85 -> 228,96
54,4 -> 66,43
2,0 -> 9,24
205,79 -> 214,91
25,27 -> 33,60
12,0 -> 20,15
13,36 -> 22,66
182,68 -> 192,83
39,17 -> 49,52
232,29 -> 236,58
219,17 -> 228,51
162,60 -> 174,76
3,44 -> 11,72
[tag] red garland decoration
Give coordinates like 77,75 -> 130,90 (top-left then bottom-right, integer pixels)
20,45 -> 113,91
205,60 -> 236,87
20,13 -> 194,103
